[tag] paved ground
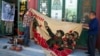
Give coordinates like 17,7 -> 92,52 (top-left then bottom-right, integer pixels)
0,37 -> 100,56
0,37 -> 46,56
69,49 -> 100,56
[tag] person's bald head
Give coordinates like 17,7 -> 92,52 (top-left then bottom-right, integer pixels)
88,11 -> 96,20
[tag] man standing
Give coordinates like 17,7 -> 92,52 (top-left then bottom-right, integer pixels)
83,11 -> 99,56
23,10 -> 33,47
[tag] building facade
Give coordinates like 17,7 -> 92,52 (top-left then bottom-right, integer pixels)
0,0 -> 100,50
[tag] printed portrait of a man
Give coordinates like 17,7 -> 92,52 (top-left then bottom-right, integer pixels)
2,1 -> 15,21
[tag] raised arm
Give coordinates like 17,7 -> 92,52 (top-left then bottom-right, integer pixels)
44,21 -> 55,38
45,26 -> 55,38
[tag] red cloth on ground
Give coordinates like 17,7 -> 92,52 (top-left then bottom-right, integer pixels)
33,29 -> 72,56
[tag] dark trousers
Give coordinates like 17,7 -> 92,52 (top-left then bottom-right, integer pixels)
23,26 -> 30,46
88,35 -> 97,56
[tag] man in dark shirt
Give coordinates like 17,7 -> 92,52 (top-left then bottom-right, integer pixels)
83,11 -> 99,56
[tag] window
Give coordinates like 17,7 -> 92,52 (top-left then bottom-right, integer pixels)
51,0 -> 63,21
81,0 -> 91,23
64,0 -> 78,22
0,0 -> 1,19
39,0 -> 48,15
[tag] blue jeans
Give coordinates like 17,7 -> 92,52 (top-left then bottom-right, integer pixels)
88,35 -> 97,56
23,26 -> 30,46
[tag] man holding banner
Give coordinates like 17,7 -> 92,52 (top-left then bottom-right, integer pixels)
83,11 -> 99,56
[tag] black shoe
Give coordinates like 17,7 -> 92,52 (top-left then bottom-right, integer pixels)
85,52 -> 90,54
24,45 -> 29,47
3,45 -> 7,49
